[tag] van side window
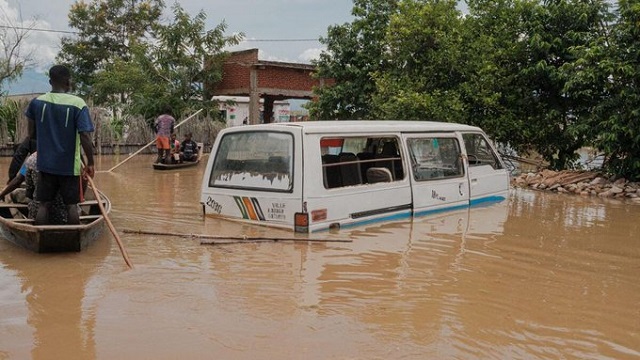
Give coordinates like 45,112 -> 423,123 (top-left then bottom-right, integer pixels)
209,131 -> 293,192
407,137 -> 464,180
320,136 -> 404,189
462,133 -> 504,169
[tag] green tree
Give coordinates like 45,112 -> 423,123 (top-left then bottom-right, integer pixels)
460,0 -> 532,150
138,4 -> 241,116
92,3 -> 242,119
591,0 -> 640,180
371,0 -> 464,122
310,0 -> 637,178
309,0 -> 398,120
517,0 -> 613,169
463,0 -> 612,169
58,1 -> 241,123
56,0 -> 164,96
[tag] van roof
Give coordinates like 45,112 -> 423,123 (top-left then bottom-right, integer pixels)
243,120 -> 483,133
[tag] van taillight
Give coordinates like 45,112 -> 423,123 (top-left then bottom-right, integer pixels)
294,212 -> 309,233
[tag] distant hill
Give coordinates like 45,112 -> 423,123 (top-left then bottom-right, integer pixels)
3,69 -> 49,95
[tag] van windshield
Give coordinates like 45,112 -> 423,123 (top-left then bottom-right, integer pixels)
209,131 -> 293,192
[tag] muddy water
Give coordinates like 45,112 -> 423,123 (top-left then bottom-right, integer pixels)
0,155 -> 639,360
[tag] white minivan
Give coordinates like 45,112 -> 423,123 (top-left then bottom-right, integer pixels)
200,121 -> 509,233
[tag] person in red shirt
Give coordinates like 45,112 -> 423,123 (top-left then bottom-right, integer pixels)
169,133 -> 181,163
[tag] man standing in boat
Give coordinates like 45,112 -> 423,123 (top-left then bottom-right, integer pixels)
154,106 -> 175,164
25,65 -> 95,225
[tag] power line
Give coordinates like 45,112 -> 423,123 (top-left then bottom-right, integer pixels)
0,25 -> 320,42
0,25 -> 76,35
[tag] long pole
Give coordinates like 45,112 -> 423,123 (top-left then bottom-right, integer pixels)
106,109 -> 203,172
122,229 -> 353,243
86,175 -> 134,268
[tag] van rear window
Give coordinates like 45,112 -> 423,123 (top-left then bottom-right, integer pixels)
209,131 -> 293,192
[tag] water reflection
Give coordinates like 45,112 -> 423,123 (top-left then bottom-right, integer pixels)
0,155 -> 638,359
511,188 -> 612,228
0,235 -> 110,359
303,203 -> 510,358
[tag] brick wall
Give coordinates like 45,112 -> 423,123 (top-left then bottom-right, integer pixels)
210,48 -> 332,97
256,66 -> 320,91
217,62 -> 252,91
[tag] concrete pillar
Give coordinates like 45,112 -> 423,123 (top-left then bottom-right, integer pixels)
249,92 -> 260,125
249,67 -> 260,124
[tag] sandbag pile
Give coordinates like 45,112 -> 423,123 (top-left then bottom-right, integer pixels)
511,169 -> 640,201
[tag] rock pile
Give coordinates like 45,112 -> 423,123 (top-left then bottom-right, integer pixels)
511,169 -> 640,202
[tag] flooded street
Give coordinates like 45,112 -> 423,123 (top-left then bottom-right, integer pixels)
0,154 -> 639,359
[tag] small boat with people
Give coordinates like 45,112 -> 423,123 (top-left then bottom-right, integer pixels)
0,191 -> 111,252
152,142 -> 204,170
200,120 -> 510,233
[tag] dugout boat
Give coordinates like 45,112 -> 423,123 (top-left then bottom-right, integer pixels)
0,191 -> 111,252
152,159 -> 200,170
200,121 -> 510,233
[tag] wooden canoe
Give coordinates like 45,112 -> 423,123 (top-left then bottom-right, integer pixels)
152,159 -> 200,170
0,191 -> 111,253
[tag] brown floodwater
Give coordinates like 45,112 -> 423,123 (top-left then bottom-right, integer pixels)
0,154 -> 639,360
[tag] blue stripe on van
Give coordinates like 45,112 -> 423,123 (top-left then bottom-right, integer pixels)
312,210 -> 413,233
470,195 -> 506,206
312,195 -> 506,233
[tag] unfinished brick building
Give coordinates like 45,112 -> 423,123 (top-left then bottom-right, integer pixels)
208,48 -> 330,124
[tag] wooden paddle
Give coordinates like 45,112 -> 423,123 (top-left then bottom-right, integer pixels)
86,175 -> 133,268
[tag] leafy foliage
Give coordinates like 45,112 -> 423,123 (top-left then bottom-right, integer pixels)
460,0 -> 534,152
309,0 -> 398,120
589,0 -> 640,180
129,4 -> 242,118
57,0 -> 164,95
57,0 -> 241,124
0,99 -> 20,143
512,0 -> 612,169
371,0 -> 465,122
314,0 -> 640,178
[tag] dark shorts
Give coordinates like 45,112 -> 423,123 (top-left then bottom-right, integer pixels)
182,153 -> 197,161
36,172 -> 81,205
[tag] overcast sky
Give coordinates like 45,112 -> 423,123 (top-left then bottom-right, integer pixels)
1,0 -> 355,93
